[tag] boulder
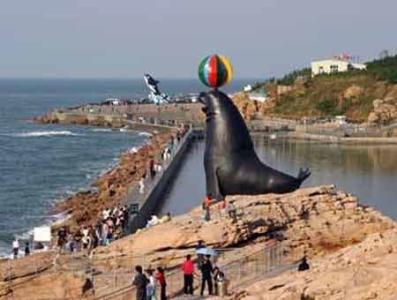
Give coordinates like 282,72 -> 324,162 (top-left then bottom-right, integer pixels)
367,99 -> 397,124
343,85 -> 364,103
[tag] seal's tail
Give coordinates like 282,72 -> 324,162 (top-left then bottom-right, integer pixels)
297,168 -> 311,183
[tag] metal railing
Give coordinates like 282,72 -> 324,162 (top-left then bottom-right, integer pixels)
90,242 -> 285,299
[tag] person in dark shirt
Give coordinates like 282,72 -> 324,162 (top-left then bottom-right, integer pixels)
195,240 -> 205,268
57,227 -> 67,251
298,256 -> 310,271
132,265 -> 148,300
200,255 -> 213,296
24,242 -> 30,256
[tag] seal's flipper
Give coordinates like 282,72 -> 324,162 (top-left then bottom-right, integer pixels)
297,168 -> 311,183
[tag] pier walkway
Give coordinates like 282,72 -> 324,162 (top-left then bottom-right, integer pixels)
122,126 -> 198,233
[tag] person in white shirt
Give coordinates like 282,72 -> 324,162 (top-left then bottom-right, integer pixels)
12,238 -> 19,259
139,176 -> 145,194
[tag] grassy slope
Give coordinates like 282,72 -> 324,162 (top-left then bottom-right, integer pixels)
267,55 -> 397,122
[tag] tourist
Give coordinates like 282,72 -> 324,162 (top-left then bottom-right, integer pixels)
226,201 -> 237,223
122,206 -> 129,230
24,242 -> 30,256
57,227 -> 67,251
162,148 -> 168,161
298,256 -> 310,271
203,195 -> 212,222
81,277 -> 94,297
196,240 -> 206,268
89,225 -> 98,249
66,233 -> 75,252
101,222 -> 109,245
149,159 -> 156,179
81,226 -> 90,249
166,148 -> 172,160
212,267 -> 225,295
200,255 -> 213,296
181,254 -> 194,295
155,267 -> 167,300
82,233 -> 90,250
146,215 -> 159,227
139,175 -> 145,194
204,206 -> 211,222
146,269 -> 157,300
216,200 -> 226,219
102,207 -> 111,221
133,265 -> 148,300
155,163 -> 162,173
203,195 -> 212,209
12,238 -> 19,259
176,130 -> 181,143
74,232 -> 83,252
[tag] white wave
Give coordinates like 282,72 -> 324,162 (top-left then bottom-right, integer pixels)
91,128 -> 112,132
138,131 -> 152,137
11,130 -> 82,137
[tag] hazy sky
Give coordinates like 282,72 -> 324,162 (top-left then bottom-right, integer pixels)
1,0 -> 396,79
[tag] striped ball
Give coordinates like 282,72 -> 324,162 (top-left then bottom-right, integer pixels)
198,54 -> 233,88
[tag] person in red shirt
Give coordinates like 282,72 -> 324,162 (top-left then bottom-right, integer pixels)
203,195 -> 212,209
181,254 -> 195,295
155,267 -> 167,300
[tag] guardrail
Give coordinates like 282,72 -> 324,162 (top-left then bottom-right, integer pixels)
92,242 -> 285,300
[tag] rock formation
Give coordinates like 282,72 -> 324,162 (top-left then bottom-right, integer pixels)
231,228 -> 397,300
368,99 -> 397,125
1,186 -> 394,299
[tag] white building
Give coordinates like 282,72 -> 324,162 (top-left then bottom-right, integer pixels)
311,59 -> 366,76
246,86 -> 267,103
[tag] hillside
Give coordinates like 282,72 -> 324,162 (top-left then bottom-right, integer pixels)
242,55 -> 397,124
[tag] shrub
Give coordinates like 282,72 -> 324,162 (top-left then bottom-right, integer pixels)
315,98 -> 337,115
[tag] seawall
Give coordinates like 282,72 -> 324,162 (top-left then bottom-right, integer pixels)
125,128 -> 202,232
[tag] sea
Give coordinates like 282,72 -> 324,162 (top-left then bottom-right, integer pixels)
0,78 -> 254,256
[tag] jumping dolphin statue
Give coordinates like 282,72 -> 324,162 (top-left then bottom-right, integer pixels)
199,90 -> 311,201
144,74 -> 161,95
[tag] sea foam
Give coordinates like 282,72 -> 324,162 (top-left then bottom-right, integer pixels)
10,130 -> 82,137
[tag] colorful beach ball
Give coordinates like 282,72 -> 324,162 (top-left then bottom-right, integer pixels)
198,54 -> 233,88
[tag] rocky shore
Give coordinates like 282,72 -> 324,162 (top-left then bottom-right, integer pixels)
1,185 -> 395,299
51,126 -> 175,232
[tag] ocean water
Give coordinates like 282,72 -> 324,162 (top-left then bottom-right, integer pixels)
0,78 -> 253,256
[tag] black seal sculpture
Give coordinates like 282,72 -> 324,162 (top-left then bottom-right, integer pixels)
197,54 -> 310,201
200,90 -> 311,201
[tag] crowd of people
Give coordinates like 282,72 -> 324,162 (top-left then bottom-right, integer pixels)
133,266 -> 167,300
57,205 -> 129,253
133,241 -> 227,299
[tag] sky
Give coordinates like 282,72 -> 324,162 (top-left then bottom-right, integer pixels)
1,0 -> 396,79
